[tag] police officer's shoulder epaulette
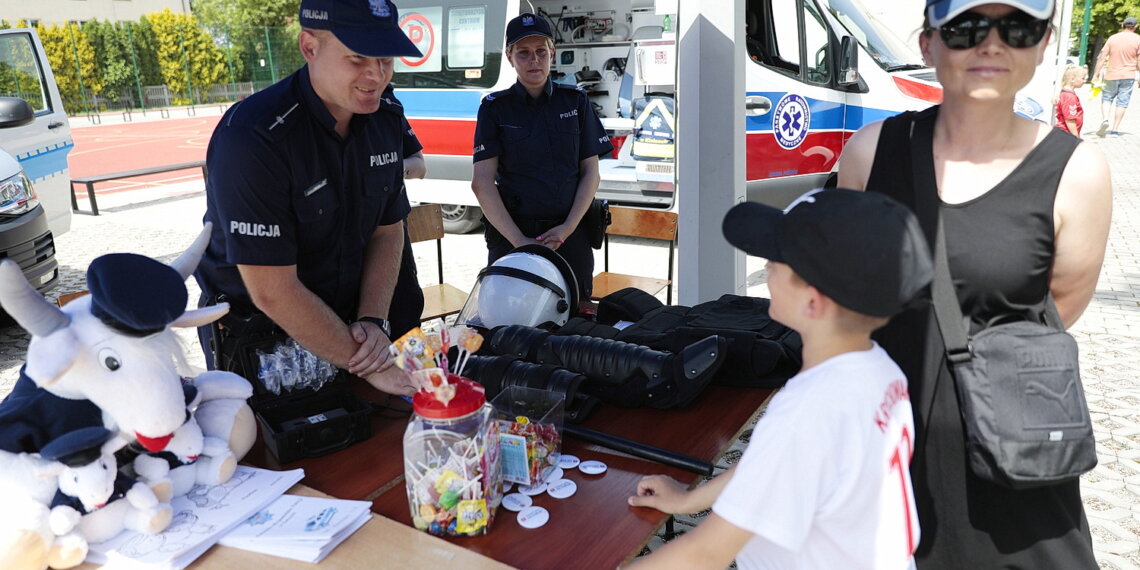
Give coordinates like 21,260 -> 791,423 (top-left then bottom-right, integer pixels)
379,92 -> 405,113
222,83 -> 302,142
482,88 -> 513,104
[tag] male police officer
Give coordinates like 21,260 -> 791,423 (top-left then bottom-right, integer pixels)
471,13 -> 613,307
195,0 -> 422,396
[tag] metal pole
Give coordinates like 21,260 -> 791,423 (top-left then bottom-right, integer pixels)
264,26 -> 278,84
225,25 -> 237,101
126,23 -> 146,114
179,25 -> 193,104
67,23 -> 90,116
1079,0 -> 1092,67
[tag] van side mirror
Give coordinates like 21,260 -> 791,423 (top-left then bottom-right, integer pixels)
0,97 -> 34,129
838,36 -> 859,86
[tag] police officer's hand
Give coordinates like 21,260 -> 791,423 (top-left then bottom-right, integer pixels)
537,223 -> 573,251
347,320 -> 395,377
364,367 -> 419,397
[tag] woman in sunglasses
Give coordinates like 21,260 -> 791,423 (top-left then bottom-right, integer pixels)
838,0 -> 1110,568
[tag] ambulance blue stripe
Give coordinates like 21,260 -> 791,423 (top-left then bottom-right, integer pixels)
15,139 -> 74,183
744,92 -> 900,132
396,89 -> 491,118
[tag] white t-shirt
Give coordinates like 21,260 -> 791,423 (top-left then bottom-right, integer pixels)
713,343 -> 918,570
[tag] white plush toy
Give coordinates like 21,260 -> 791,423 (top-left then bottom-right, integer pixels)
0,224 -> 256,570
38,427 -> 173,569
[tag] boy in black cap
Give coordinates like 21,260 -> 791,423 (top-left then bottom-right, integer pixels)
471,13 -> 613,311
627,189 -> 933,569
196,0 -> 428,396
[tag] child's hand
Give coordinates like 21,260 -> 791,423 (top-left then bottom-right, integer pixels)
628,474 -> 690,513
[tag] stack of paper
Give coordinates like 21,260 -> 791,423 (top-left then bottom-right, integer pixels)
86,466 -> 305,570
219,495 -> 373,563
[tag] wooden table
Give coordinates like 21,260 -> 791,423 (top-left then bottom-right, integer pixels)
244,381 -> 774,569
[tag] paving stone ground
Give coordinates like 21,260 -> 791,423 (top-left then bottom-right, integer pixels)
2,102 -> 1139,566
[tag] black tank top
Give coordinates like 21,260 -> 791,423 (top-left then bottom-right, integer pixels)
866,107 -> 1096,569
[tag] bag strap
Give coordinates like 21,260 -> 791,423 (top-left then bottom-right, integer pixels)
907,112 -> 975,369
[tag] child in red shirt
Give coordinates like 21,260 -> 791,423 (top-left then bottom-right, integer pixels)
1056,65 -> 1087,137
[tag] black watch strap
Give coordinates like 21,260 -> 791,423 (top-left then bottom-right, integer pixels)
355,316 -> 391,338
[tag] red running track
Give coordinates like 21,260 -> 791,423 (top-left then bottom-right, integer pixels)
68,114 -> 222,200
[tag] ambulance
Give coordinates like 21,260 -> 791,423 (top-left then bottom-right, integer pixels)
0,28 -> 73,311
391,0 -> 1065,232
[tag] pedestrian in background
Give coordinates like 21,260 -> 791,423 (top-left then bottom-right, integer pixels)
470,13 -> 613,309
1094,15 -> 1140,137
1056,64 -> 1087,137
838,0 -> 1112,566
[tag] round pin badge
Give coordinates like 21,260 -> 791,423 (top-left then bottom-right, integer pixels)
502,492 -> 533,512
546,478 -> 578,499
546,467 -> 565,482
559,454 -> 581,469
578,460 -> 608,475
517,505 -> 550,529
519,482 -> 548,496
503,482 -> 514,494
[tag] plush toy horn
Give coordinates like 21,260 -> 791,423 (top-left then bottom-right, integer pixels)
0,260 -> 69,337
169,222 -> 213,280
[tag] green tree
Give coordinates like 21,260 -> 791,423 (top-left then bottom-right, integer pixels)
36,22 -> 101,114
1072,0 -> 1140,67
192,0 -> 302,84
148,9 -> 227,105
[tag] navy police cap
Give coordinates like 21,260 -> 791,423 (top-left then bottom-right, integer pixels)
299,0 -> 422,58
506,13 -> 554,46
87,253 -> 187,337
40,426 -> 114,467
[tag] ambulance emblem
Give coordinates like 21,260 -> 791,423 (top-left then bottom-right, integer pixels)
773,93 -> 810,150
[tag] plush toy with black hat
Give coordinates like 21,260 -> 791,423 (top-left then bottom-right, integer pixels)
0,224 -> 254,570
39,426 -> 172,566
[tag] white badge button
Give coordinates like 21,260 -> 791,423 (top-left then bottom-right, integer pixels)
546,467 -> 565,482
520,482 -> 548,496
517,505 -> 550,529
502,492 -> 533,512
559,454 -> 581,469
503,482 -> 514,494
546,478 -> 578,499
578,460 -> 608,475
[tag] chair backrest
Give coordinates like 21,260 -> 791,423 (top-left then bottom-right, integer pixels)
606,206 -> 678,241
406,203 -> 446,283
407,203 -> 445,244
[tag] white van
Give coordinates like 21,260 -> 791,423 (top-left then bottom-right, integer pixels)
391,0 -> 1063,231
0,28 -> 73,304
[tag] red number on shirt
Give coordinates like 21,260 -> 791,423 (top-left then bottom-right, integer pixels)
889,424 -> 918,555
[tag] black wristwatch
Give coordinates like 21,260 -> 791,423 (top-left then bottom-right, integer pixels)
355,316 -> 391,338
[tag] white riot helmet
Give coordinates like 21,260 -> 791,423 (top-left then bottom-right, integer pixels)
457,244 -> 579,330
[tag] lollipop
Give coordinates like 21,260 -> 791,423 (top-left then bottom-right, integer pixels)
390,327 -> 435,371
449,326 -> 484,377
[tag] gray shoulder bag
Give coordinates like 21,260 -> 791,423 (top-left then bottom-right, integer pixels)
909,112 -> 1097,489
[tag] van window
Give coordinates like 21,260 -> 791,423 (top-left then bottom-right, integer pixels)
0,32 -> 49,113
804,2 -> 832,84
392,1 -> 507,89
747,0 -> 832,85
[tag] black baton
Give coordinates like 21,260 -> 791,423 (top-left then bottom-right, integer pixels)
564,424 -> 714,476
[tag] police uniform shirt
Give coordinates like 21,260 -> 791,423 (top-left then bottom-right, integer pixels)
197,66 -> 411,321
472,79 -> 613,220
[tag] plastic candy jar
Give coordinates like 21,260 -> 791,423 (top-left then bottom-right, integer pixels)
404,375 -> 502,536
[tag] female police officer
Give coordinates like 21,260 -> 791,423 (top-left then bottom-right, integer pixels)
471,13 -> 613,308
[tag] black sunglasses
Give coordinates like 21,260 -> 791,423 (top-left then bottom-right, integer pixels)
930,11 -> 1050,50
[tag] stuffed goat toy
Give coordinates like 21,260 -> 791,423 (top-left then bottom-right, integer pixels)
0,224 -> 256,570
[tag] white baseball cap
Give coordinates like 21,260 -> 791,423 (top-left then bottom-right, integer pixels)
926,0 -> 1054,27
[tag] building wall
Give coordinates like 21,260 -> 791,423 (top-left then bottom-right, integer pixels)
0,0 -> 190,26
